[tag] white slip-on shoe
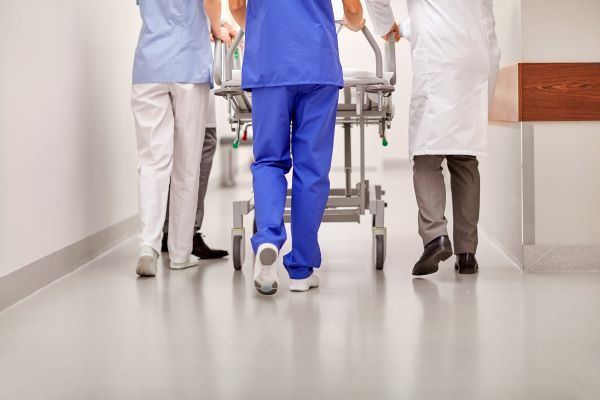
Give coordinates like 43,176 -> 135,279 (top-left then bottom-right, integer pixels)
253,243 -> 280,295
170,254 -> 200,270
136,246 -> 158,277
289,273 -> 319,292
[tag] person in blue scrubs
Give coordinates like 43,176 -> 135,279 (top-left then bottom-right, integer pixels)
132,0 -> 231,277
229,0 -> 365,295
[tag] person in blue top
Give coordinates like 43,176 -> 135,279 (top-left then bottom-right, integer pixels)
230,0 -> 365,295
132,0 -> 231,277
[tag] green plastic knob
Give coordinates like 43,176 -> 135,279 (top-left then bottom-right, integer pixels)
233,140 -> 239,149
234,49 -> 239,59
382,137 -> 389,147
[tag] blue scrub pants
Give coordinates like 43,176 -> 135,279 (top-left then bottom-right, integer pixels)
250,84 -> 339,279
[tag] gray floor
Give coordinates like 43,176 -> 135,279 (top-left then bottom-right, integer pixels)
1,165 -> 600,400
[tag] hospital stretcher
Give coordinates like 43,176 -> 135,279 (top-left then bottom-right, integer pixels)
213,24 -> 397,270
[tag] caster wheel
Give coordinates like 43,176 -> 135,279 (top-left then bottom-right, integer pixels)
232,236 -> 243,270
374,235 -> 385,270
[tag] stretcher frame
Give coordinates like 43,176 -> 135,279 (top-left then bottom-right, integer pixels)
213,24 -> 397,270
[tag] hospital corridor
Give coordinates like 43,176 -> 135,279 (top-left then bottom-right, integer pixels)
1,1 -> 600,399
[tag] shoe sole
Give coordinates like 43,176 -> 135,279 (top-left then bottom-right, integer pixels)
255,280 -> 278,295
254,247 -> 279,295
169,261 -> 200,270
259,247 -> 277,265
455,264 -> 480,274
136,267 -> 156,277
289,283 -> 319,292
193,253 -> 229,260
412,248 -> 453,276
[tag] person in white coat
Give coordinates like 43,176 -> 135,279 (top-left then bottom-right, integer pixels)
365,0 -> 501,275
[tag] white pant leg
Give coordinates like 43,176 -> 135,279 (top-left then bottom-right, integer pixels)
167,83 -> 210,263
132,83 -> 174,254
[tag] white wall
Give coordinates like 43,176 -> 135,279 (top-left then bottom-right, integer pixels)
479,0 -> 524,264
534,124 -> 600,244
522,0 -> 600,63
481,0 -> 600,260
522,0 -> 600,245
0,1 -> 141,276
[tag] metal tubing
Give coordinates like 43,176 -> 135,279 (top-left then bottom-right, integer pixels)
225,31 -> 245,82
240,93 -> 252,112
235,121 -> 241,142
385,37 -> 397,85
344,123 -> 352,197
334,22 -> 383,80
220,145 -> 232,187
359,88 -> 366,213
329,188 -> 359,196
213,41 -> 223,86
356,85 -> 363,116
233,201 -> 250,229
231,96 -> 242,115
285,196 -> 362,208
283,210 -> 361,224
227,94 -> 232,121
361,26 -> 383,79
521,123 -> 536,245
370,199 -> 385,228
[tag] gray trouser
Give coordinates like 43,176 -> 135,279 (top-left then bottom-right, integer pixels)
413,155 -> 480,254
164,127 -> 217,233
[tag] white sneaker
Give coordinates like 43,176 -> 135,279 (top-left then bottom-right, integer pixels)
289,274 -> 319,292
253,243 -> 280,295
170,254 -> 200,270
136,246 -> 158,277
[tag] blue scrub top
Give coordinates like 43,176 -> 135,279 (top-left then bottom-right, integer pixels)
242,0 -> 344,90
133,0 -> 213,86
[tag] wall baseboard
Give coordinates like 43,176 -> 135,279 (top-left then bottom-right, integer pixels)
524,244 -> 600,272
0,215 -> 139,312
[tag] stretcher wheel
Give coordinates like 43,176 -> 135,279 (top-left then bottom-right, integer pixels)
232,236 -> 243,270
374,235 -> 385,270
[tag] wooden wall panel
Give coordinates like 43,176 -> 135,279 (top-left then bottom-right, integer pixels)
490,63 -> 600,122
520,63 -> 600,121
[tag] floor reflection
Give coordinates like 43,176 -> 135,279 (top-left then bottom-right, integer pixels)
411,275 -> 481,398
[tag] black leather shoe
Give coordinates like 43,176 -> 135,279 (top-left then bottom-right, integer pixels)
161,233 -> 168,253
412,235 -> 453,276
192,233 -> 229,259
455,253 -> 479,274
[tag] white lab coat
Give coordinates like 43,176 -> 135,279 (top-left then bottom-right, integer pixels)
365,0 -> 501,158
